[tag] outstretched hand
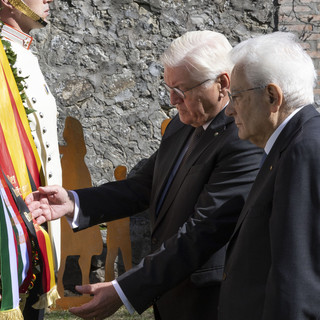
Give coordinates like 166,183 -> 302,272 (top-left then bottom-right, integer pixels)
25,185 -> 75,225
69,282 -> 123,319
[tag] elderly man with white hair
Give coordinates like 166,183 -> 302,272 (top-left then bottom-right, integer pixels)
219,32 -> 320,320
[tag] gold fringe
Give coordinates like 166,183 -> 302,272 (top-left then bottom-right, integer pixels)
32,285 -> 60,310
0,307 -> 23,320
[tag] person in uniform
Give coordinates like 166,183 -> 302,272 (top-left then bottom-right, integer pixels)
0,0 -> 62,270
0,1 -> 62,318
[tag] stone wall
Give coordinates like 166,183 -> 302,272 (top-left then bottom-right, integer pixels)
32,0 -> 277,185
278,0 -> 320,105
32,0 -> 319,186
31,0 -> 319,272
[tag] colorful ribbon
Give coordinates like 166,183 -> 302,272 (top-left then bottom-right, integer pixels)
0,179 -> 22,317
0,39 -> 59,318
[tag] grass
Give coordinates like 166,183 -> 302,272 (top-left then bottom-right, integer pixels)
44,306 -> 154,319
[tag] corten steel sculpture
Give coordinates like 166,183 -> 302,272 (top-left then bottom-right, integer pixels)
56,117 -> 103,309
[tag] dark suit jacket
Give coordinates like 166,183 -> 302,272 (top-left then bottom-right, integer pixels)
218,105 -> 320,320
75,109 -> 262,319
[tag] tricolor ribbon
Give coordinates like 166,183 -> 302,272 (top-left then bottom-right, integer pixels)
0,179 -> 23,319
0,39 -> 59,319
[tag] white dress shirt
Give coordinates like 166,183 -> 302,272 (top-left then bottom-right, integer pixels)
264,106 -> 304,155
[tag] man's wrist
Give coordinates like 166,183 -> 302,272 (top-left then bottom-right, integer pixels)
112,280 -> 135,315
66,190 -> 80,229
66,190 -> 75,219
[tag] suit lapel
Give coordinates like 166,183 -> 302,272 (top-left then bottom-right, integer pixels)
230,105 -> 319,240
154,110 -> 233,230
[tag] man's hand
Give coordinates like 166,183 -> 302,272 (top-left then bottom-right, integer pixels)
25,185 -> 75,225
69,282 -> 123,319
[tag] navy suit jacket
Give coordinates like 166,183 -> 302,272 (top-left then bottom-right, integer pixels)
218,105 -> 320,320
75,109 -> 262,319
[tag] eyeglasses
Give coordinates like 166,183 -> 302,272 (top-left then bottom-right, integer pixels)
228,86 -> 265,104
163,79 -> 212,99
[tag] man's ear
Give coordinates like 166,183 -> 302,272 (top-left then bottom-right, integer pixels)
217,73 -> 230,98
266,84 -> 283,112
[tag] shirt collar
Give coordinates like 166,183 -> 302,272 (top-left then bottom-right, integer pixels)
1,24 -> 33,50
202,102 -> 229,131
203,119 -> 212,130
264,106 -> 304,154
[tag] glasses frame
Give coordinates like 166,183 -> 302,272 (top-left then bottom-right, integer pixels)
163,79 -> 212,99
228,86 -> 265,104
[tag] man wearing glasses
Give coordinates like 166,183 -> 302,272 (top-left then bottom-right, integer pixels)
26,30 -> 262,320
219,32 -> 320,319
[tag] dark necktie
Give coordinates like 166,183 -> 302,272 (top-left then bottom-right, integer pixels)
156,126 -> 204,215
180,126 -> 204,167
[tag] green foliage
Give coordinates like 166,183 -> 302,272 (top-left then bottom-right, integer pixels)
0,23 -> 35,116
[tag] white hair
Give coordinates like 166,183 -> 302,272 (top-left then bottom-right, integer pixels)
230,32 -> 317,108
161,30 -> 233,82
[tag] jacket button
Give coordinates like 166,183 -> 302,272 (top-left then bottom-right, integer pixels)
151,238 -> 157,245
222,272 -> 227,281
39,112 -> 44,118
46,142 -> 50,148
48,155 -> 52,161
42,127 -> 47,134
48,172 -> 53,178
32,97 -> 37,103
